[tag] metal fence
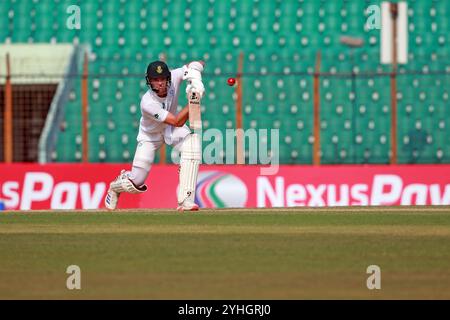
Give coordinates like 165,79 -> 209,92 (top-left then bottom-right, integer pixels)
1,51 -> 449,164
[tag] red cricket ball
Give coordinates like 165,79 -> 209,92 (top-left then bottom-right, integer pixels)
227,77 -> 236,86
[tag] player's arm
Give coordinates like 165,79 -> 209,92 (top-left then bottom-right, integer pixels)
163,105 -> 190,127
141,100 -> 189,127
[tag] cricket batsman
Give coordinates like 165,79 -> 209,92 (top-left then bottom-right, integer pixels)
104,60 -> 205,211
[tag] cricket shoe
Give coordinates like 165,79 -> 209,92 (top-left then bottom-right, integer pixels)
105,188 -> 120,210
177,199 -> 199,212
104,169 -> 127,210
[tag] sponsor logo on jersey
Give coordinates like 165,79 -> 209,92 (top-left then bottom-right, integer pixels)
154,113 -> 159,119
195,171 -> 248,208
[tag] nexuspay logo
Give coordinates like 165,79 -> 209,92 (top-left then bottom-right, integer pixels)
195,171 -> 248,208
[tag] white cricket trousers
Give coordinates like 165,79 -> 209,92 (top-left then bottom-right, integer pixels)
129,125 -> 191,187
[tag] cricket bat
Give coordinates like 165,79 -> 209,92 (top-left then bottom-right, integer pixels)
188,91 -> 202,130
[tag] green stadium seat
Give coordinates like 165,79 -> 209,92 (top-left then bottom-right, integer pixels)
4,0 -> 446,164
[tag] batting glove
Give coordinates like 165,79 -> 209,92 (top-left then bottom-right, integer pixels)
186,79 -> 205,98
182,61 -> 204,81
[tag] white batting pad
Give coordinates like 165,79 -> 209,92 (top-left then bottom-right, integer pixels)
105,169 -> 147,210
177,134 -> 202,205
110,170 -> 147,194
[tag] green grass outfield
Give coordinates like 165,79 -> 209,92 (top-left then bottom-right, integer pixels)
1,206 -> 450,299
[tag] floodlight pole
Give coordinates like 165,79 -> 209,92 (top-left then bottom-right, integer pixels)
82,52 -> 89,163
390,3 -> 398,165
340,36 -> 364,164
313,51 -> 322,165
4,53 -> 13,163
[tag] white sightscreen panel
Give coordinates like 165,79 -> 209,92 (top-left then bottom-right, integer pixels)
397,2 -> 408,64
381,2 -> 392,64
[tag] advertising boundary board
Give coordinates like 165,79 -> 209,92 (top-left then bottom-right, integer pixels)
1,164 -> 449,210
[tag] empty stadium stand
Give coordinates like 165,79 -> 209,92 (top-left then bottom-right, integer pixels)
1,0 -> 448,164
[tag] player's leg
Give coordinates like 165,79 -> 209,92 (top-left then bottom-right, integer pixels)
104,168 -> 147,210
105,140 -> 161,210
172,129 -> 201,211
